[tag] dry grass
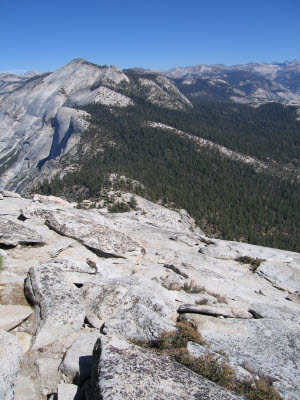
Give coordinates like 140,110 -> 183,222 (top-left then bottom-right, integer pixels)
206,290 -> 228,304
182,280 -> 205,294
162,278 -> 205,294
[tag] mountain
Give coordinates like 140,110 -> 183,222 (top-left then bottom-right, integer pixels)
0,191 -> 299,400
134,60 -> 300,105
0,58 -> 191,192
0,58 -> 299,252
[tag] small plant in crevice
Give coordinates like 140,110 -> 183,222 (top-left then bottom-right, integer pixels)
161,280 -> 182,291
0,255 -> 3,270
161,278 -> 205,294
182,280 -> 205,294
195,298 -> 209,305
236,256 -> 265,272
206,290 -> 228,304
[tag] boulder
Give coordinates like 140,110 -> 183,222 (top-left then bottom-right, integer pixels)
45,211 -> 144,258
0,329 -> 23,400
82,275 -> 177,340
85,335 -> 244,400
24,264 -> 85,348
59,331 -> 100,384
32,194 -> 72,207
0,304 -> 33,331
0,217 -> 44,247
0,190 -> 21,198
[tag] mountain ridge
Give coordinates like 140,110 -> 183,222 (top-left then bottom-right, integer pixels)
0,58 -> 299,252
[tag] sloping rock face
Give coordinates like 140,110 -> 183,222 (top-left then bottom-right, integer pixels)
86,336 -> 244,400
0,192 -> 299,399
0,329 -> 23,400
82,275 -> 177,339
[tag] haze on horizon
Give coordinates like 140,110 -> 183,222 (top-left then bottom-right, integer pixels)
0,0 -> 299,74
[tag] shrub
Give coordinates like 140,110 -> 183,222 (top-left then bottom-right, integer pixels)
108,201 -> 131,213
236,256 -> 265,271
131,321 -> 206,350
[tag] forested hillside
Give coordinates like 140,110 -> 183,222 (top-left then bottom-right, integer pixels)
37,96 -> 300,252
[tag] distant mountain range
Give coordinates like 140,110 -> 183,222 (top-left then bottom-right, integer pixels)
132,60 -> 300,105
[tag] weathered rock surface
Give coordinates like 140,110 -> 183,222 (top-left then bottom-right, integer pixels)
82,275 -> 177,340
45,211 -> 144,258
0,304 -> 32,331
48,257 -> 96,274
0,217 -> 44,246
256,261 -> 300,293
59,331 -> 100,385
85,335 -> 244,400
24,263 -> 85,348
249,302 -> 300,322
0,329 -> 23,400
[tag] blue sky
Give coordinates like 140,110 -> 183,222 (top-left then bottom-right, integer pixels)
1,0 -> 299,73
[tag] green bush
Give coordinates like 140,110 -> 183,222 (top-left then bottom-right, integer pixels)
236,256 -> 265,271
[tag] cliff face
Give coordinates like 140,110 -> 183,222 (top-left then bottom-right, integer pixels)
0,191 -> 299,400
